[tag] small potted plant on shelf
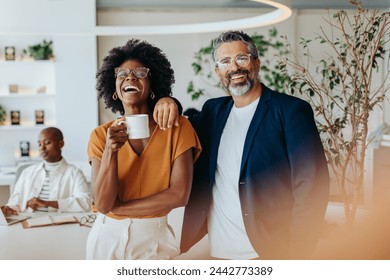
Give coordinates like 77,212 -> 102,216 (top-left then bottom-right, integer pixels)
0,104 -> 6,125
23,40 -> 54,60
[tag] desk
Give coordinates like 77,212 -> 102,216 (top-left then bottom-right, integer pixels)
0,172 -> 15,205
0,173 -> 15,186
0,212 -> 90,260
0,208 -> 207,260
0,166 -> 17,193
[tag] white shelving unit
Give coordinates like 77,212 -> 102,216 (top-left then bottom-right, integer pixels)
0,93 -> 56,127
0,1 -> 98,209
0,31 -> 98,170
0,58 -> 56,165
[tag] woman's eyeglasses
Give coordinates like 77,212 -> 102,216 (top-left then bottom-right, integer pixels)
78,214 -> 96,228
115,67 -> 150,80
216,54 -> 252,70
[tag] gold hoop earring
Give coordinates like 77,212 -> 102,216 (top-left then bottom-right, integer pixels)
112,92 -> 118,100
150,91 -> 155,100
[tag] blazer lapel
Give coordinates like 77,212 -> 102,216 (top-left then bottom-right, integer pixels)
240,86 -> 271,175
209,99 -> 233,183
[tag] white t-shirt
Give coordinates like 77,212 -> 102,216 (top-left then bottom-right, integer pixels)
208,97 -> 260,259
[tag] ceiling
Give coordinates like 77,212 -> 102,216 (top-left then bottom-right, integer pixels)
96,0 -> 390,10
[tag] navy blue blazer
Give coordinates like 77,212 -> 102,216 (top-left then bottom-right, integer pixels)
181,84 -> 329,259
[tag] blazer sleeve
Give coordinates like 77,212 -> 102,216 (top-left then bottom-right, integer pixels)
6,171 -> 27,213
57,168 -> 91,212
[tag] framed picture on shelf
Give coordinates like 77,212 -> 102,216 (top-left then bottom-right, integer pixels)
0,105 -> 6,125
20,141 -> 30,157
10,110 -> 20,125
5,46 -> 16,61
35,110 -> 44,124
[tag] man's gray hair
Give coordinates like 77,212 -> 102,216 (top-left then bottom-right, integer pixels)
212,30 -> 259,63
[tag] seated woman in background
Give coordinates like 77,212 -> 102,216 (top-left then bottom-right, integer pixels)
87,38 -> 201,260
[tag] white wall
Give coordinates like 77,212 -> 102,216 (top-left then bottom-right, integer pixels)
384,31 -> 390,125
0,0 -> 95,35
53,35 -> 98,163
0,2 -> 388,258
1,2 -> 388,201
96,8 -> 296,123
0,0 -> 98,167
96,8 -> 389,202
96,8 -> 388,124
2,3 -> 387,165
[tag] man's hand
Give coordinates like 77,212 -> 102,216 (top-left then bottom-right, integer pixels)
1,205 -> 18,216
153,97 -> 179,130
26,197 -> 47,211
26,198 -> 59,211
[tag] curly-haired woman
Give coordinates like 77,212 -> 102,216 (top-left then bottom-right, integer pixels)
86,39 -> 201,260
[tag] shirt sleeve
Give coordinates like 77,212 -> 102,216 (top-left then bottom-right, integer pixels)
6,172 -> 25,213
6,167 -> 35,213
57,168 -> 91,213
172,116 -> 202,163
88,123 -> 111,163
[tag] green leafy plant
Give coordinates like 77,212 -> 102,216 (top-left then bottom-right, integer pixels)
0,104 -> 6,125
187,27 -> 290,100
24,40 -> 54,60
278,1 -> 390,224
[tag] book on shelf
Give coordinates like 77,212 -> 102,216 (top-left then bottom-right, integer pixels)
22,214 -> 78,228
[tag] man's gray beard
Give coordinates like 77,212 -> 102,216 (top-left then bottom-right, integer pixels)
228,81 -> 251,97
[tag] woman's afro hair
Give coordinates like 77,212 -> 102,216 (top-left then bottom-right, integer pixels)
96,39 -> 175,115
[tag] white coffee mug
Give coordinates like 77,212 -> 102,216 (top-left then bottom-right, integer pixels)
122,114 -> 150,139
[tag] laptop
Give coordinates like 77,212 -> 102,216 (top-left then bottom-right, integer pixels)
0,209 -> 31,226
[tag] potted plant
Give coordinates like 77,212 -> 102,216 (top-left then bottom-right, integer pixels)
0,104 -> 6,125
23,40 -> 54,60
278,0 -> 390,224
187,27 -> 289,100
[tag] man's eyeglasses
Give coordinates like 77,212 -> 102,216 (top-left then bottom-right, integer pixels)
78,214 -> 96,228
216,54 -> 252,70
115,67 -> 150,80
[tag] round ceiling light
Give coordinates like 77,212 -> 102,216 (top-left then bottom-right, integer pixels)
96,0 -> 292,35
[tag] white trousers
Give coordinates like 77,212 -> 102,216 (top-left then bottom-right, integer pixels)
86,213 -> 179,260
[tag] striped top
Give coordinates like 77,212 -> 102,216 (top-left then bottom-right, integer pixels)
37,161 -> 60,211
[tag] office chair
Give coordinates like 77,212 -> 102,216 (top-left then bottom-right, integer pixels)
14,163 -> 33,185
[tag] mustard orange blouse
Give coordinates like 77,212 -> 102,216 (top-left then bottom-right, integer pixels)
88,116 -> 201,218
